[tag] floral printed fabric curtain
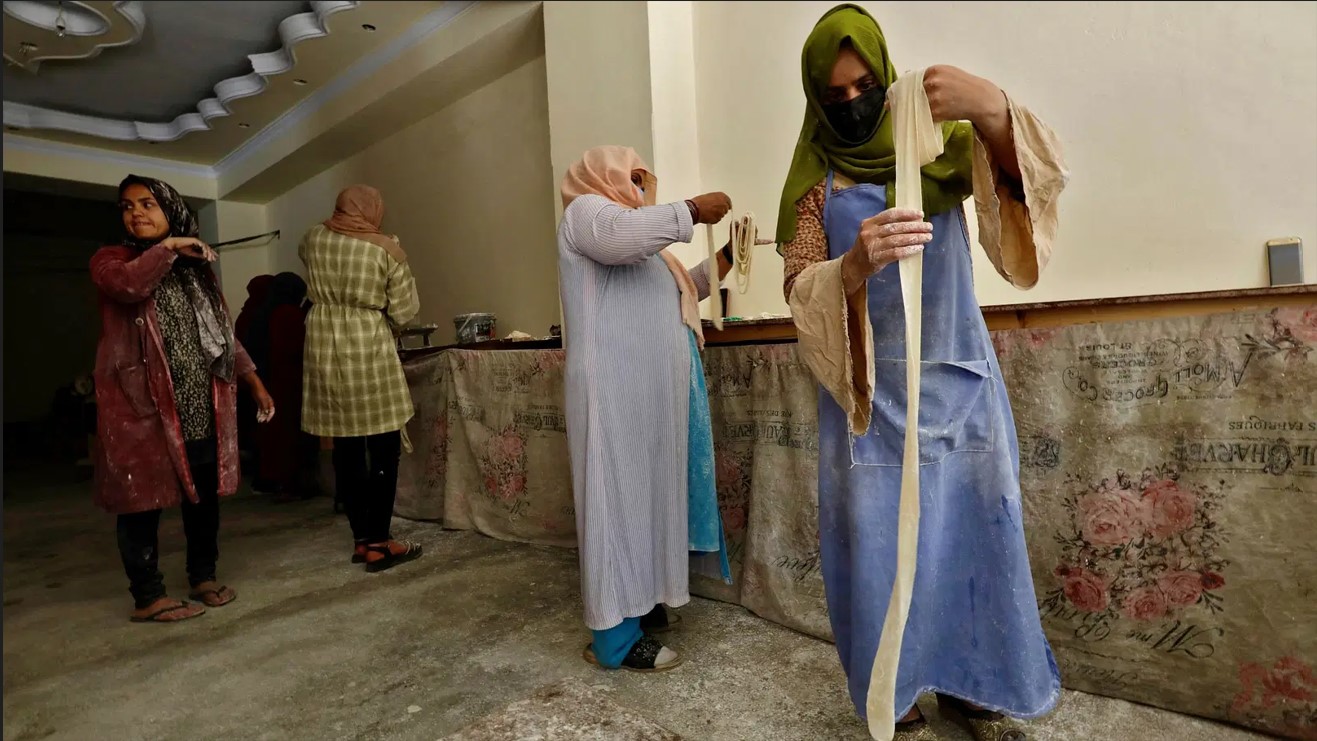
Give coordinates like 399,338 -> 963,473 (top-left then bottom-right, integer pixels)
395,303 -> 1317,740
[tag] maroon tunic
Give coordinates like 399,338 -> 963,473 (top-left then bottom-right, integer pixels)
90,244 -> 255,515
254,303 -> 308,489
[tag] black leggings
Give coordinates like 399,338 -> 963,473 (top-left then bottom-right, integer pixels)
116,447 -> 219,609
333,431 -> 402,544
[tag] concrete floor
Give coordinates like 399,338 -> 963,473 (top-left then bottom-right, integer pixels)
2,467 -> 1271,741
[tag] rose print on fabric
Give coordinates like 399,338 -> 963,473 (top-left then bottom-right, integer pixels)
513,350 -> 565,386
714,446 -> 752,535
1040,464 -> 1229,624
1232,656 -> 1317,740
990,327 -> 1060,360
1076,488 -> 1148,546
1242,308 -> 1313,364
476,424 -> 529,505
423,412 -> 451,491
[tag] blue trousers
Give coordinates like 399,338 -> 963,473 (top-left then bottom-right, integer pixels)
591,617 -> 642,668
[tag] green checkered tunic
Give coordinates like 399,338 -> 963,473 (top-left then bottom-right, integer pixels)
299,224 -> 419,438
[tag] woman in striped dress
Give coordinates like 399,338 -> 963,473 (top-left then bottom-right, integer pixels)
558,146 -> 745,672
300,185 -> 424,573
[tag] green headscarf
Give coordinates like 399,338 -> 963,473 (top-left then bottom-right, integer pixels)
775,4 -> 974,245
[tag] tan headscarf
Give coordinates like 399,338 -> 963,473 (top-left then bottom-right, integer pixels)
561,146 -> 706,349
324,184 -> 407,264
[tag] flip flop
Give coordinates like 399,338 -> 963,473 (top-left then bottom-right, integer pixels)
130,600 -> 205,623
188,585 -> 237,608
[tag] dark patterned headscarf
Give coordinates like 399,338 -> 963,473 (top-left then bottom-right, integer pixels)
119,174 -> 237,381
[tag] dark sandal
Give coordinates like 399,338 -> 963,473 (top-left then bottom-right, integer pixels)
582,635 -> 683,673
130,600 -> 205,623
351,542 -> 368,564
893,717 -> 938,741
937,695 -> 1026,741
187,585 -> 237,608
639,605 -> 683,634
364,540 -> 423,573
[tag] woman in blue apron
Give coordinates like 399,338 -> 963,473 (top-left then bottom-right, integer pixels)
779,5 -> 1069,740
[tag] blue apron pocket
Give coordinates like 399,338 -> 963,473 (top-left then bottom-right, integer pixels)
848,358 -> 997,467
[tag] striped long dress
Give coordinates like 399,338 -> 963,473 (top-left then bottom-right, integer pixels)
558,194 -> 713,631
299,224 -> 420,438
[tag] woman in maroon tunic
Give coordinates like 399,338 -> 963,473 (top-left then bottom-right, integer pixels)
234,274 -> 274,461
247,273 -> 314,499
91,174 -> 275,623
233,275 -> 274,350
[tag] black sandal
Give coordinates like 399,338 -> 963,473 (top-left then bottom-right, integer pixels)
894,716 -> 937,741
639,604 -> 683,634
937,695 -> 1027,741
582,635 -> 683,673
363,540 -> 423,573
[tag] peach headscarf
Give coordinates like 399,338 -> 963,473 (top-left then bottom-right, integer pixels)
324,184 -> 407,264
561,146 -> 706,349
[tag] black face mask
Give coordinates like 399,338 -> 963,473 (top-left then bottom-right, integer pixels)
821,86 -> 885,146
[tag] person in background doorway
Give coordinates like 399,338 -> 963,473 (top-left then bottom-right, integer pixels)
233,275 -> 274,349
234,274 -> 275,465
779,5 -> 1069,739
246,272 -> 315,500
91,174 -> 276,623
557,145 -> 773,673
300,185 -> 422,572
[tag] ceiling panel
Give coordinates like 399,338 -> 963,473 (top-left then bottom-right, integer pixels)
3,2 -> 309,121
1,1 -> 447,164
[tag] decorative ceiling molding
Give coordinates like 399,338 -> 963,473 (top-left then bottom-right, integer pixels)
2,0 -> 362,143
3,1 -> 481,197
2,1 -> 146,73
214,0 -> 476,178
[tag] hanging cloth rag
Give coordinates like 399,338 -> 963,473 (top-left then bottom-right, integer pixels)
685,330 -> 732,583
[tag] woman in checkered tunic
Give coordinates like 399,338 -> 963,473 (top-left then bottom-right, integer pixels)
300,185 -> 423,572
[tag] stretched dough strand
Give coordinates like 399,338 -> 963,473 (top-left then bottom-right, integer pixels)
863,68 -> 945,741
705,224 -> 723,330
732,212 -> 756,295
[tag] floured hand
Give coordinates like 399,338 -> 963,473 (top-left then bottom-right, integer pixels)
160,237 -> 217,263
886,65 -> 1006,127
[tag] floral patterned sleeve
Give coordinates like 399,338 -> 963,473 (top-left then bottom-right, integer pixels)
781,181 -> 829,303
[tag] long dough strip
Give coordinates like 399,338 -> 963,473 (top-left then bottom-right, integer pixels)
864,68 -> 945,741
706,224 -> 723,330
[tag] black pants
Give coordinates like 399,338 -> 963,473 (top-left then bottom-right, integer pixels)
116,444 -> 220,609
333,431 -> 402,544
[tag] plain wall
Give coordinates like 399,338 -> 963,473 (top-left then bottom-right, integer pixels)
649,0 -> 723,316
543,1 -> 655,218
264,56 -> 560,339
199,200 -> 273,311
692,1 -> 1317,314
